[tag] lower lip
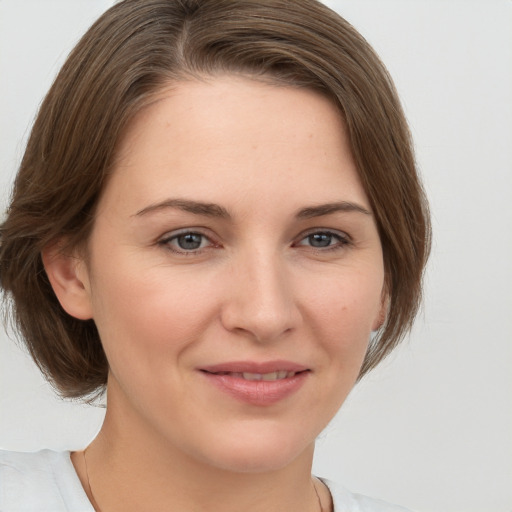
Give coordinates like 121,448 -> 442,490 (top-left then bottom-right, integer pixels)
200,371 -> 309,406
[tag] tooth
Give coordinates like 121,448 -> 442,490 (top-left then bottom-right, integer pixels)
287,371 -> 296,378
276,371 -> 288,379
262,372 -> 278,381
243,372 -> 262,381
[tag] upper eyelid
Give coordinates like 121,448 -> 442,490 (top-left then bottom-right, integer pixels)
295,227 -> 351,241
158,227 -> 214,241
158,231 -> 218,256
156,227 -> 351,246
158,229 -> 217,250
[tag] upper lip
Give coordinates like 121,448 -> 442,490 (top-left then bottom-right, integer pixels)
199,360 -> 310,374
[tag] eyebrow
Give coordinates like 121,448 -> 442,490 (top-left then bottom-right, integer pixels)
135,199 -> 231,218
296,201 -> 371,219
134,198 -> 370,219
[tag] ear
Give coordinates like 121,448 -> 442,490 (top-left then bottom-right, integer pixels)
41,241 -> 93,320
372,289 -> 389,332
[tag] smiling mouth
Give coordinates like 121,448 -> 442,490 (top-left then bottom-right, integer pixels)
199,361 -> 310,404
203,370 -> 301,381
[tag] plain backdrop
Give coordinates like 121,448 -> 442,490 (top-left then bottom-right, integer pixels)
1,1 -> 511,511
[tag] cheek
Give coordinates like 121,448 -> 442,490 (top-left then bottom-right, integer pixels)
88,264 -> 221,360
302,267 -> 384,353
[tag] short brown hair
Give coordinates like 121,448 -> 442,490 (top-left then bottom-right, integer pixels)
0,0 -> 431,399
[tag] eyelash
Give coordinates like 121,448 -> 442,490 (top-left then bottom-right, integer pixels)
157,229 -> 351,255
294,230 -> 351,252
158,230 -> 217,256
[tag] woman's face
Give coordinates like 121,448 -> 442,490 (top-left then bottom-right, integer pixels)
75,76 -> 385,472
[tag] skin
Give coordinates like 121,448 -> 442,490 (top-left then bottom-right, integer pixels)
45,76 -> 386,512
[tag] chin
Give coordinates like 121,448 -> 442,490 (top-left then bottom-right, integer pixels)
189,426 -> 315,474
202,449 -> 306,474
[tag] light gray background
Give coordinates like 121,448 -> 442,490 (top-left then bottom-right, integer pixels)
1,1 -> 511,511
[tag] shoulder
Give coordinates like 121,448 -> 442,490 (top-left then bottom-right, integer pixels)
323,478 -> 416,512
0,449 -> 93,511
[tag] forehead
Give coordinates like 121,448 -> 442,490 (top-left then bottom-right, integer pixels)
115,76 -> 345,156
102,76 -> 368,215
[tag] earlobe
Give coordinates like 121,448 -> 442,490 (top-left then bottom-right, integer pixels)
41,242 -> 93,320
372,292 -> 389,332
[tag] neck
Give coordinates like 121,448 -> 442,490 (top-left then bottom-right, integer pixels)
76,406 -> 324,512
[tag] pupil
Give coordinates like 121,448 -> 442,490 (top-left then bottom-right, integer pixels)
309,233 -> 332,247
178,233 -> 202,250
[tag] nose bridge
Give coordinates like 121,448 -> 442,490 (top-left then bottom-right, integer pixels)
221,246 -> 299,342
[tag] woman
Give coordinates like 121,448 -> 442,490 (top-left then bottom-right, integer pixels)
0,1 -> 430,511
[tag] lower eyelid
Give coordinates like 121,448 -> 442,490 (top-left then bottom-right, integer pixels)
296,231 -> 350,246
158,231 -> 213,250
157,230 -> 350,252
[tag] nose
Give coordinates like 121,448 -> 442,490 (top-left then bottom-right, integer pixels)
220,250 -> 301,343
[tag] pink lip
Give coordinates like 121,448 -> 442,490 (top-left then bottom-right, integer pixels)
200,360 -> 309,374
199,360 -> 310,406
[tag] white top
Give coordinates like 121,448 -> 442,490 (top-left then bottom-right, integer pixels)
0,450 -> 413,511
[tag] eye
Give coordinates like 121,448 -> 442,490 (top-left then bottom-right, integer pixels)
295,230 -> 349,250
159,231 -> 214,254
